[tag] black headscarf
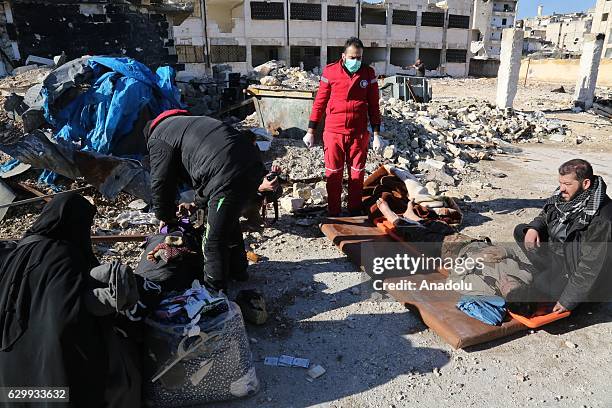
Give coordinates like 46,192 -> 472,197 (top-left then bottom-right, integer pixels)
0,192 -> 108,406
26,191 -> 98,266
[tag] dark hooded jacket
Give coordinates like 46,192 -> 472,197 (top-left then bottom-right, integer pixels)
0,193 -> 107,407
146,113 -> 266,222
524,182 -> 612,310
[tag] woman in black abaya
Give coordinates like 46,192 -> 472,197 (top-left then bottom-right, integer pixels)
0,192 -> 107,407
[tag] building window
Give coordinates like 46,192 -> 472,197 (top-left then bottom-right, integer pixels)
502,18 -> 507,25
361,8 -> 386,25
603,13 -> 609,22
446,49 -> 467,63
210,45 -> 247,63
448,14 -> 470,29
290,3 -> 321,21
393,10 -> 417,26
421,12 -> 444,27
327,5 -> 355,22
176,45 -> 205,63
250,2 -> 284,20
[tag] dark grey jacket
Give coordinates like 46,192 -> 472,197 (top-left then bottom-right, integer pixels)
525,194 -> 612,309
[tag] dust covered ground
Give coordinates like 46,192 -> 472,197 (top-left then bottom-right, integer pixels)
209,78 -> 612,408
1,77 -> 612,407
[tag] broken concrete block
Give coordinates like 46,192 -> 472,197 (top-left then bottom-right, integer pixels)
432,117 -> 450,129
453,158 -> 466,169
310,188 -> 327,205
397,156 -> 410,166
260,76 -> 281,86
424,158 -> 446,170
293,184 -> 312,200
425,181 -> 439,196
281,196 -> 304,212
128,199 -> 148,210
382,145 -> 397,159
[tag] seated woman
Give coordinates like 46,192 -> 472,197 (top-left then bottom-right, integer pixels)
0,192 -> 139,407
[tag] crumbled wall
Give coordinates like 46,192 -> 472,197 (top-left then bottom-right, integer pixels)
8,0 -> 179,68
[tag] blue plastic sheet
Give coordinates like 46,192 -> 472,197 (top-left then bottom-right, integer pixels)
457,295 -> 507,326
20,56 -> 184,187
45,57 -> 183,155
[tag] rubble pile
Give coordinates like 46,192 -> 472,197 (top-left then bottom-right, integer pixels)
377,97 -> 568,167
252,60 -> 319,90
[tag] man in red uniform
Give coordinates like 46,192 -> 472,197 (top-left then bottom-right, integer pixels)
304,37 -> 384,216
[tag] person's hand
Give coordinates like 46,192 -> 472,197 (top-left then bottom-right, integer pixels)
524,228 -> 541,250
259,175 -> 279,192
176,202 -> 196,217
552,302 -> 569,313
159,220 -> 167,231
303,130 -> 315,149
270,164 -> 282,174
372,132 -> 387,154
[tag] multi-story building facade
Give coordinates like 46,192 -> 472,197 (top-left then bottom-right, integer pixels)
471,0 -> 518,59
592,0 -> 612,58
172,0 -> 474,77
521,7 -> 595,57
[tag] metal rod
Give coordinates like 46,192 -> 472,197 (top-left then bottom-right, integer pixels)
0,186 -> 90,210
1,234 -> 149,243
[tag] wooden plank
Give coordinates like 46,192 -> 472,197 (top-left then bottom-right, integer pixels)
13,182 -> 52,202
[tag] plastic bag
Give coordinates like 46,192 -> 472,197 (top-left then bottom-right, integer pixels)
143,298 -> 258,406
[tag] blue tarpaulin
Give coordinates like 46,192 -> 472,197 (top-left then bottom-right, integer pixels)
43,56 -> 183,155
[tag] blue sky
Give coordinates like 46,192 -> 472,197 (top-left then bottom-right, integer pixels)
517,0 -> 597,19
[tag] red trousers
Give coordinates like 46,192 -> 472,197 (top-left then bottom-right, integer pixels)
323,131 -> 369,216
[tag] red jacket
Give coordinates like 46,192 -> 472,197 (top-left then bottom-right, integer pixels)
309,60 -> 381,135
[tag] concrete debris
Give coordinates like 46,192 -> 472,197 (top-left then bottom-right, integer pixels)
280,196 -> 305,213
128,199 -> 149,210
249,61 -> 319,91
260,76 -> 281,87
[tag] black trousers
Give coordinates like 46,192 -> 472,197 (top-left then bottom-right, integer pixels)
202,188 -> 250,291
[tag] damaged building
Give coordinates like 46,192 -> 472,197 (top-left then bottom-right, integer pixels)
0,0 -> 194,74
471,0 -> 517,59
172,0 -> 474,77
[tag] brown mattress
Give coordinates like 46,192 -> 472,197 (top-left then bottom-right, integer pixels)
321,216 -> 527,349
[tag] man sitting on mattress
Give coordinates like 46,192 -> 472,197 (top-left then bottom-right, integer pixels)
514,159 -> 612,313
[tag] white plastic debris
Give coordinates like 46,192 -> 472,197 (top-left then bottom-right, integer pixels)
307,365 -> 326,380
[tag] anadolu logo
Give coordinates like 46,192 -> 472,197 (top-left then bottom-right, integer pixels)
360,79 -> 368,88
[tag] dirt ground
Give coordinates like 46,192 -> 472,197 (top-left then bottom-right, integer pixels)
210,79 -> 612,408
